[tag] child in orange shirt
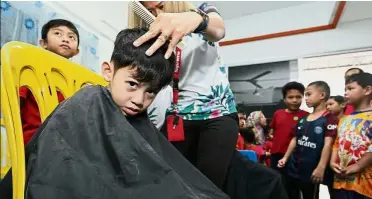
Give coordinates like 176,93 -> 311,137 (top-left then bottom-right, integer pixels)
330,73 -> 372,199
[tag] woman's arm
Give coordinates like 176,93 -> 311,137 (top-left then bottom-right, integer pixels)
203,12 -> 225,42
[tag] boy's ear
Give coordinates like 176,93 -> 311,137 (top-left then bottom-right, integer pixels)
340,103 -> 346,109
364,85 -> 372,96
73,48 -> 80,56
39,39 -> 47,49
321,92 -> 326,100
101,61 -> 114,82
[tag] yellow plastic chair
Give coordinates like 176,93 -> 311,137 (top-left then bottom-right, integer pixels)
1,112 -> 12,180
1,41 -> 107,199
1,109 -> 11,179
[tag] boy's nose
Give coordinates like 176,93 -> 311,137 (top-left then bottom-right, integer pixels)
131,93 -> 144,108
61,39 -> 69,44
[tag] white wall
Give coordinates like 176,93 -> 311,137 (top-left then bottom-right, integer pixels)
298,51 -> 372,112
223,1 -> 336,41
221,19 -> 372,67
220,1 -> 372,67
46,1 -> 129,66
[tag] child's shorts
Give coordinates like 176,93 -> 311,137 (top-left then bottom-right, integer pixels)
334,189 -> 372,199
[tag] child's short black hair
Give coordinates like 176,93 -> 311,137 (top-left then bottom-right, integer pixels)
41,19 -> 80,45
237,107 -> 246,115
329,95 -> 345,105
111,28 -> 175,93
345,67 -> 364,75
281,81 -> 305,98
308,81 -> 331,100
240,127 -> 256,144
345,72 -> 372,88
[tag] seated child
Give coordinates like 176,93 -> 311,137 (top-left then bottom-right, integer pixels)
263,130 -> 273,167
236,110 -> 247,150
240,127 -> 265,163
1,28 -> 229,199
20,19 -> 80,145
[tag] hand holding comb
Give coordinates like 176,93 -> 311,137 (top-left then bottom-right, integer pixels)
129,1 -> 188,57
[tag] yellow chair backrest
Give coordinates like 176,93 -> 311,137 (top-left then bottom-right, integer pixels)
1,108 -> 12,180
1,41 -> 107,199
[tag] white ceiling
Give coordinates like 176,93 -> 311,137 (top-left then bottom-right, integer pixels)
340,1 -> 372,23
193,1 -> 311,20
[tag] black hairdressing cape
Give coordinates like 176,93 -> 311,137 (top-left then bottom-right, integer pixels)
2,85 -> 229,199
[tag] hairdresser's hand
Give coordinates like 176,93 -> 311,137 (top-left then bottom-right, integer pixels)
133,12 -> 203,59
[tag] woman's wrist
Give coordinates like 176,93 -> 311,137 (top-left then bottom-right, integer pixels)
190,9 -> 209,33
191,12 -> 203,29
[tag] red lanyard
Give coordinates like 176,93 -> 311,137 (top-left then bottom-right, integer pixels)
172,47 -> 181,115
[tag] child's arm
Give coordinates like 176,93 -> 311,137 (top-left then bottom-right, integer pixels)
19,87 -> 29,109
330,136 -> 344,174
277,137 -> 296,168
312,115 -> 338,183
312,137 -> 334,183
344,153 -> 372,175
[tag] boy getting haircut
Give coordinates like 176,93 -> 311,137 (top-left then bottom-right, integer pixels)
6,28 -> 229,199
20,19 -> 80,145
331,72 -> 372,198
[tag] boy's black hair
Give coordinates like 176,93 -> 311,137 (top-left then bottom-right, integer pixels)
345,67 -> 364,75
329,95 -> 345,105
111,28 -> 175,93
41,19 -> 80,46
240,127 -> 256,144
281,81 -> 305,98
308,81 -> 331,100
345,72 -> 372,89
237,107 -> 246,115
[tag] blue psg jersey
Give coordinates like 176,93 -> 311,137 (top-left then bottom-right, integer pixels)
287,112 -> 338,183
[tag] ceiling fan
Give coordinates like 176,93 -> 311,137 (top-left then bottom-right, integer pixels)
229,71 -> 272,88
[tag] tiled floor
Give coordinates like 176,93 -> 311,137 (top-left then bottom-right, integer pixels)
319,185 -> 330,199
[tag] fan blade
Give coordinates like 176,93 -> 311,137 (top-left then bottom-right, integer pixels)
248,80 -> 263,88
250,71 -> 272,80
229,71 -> 271,82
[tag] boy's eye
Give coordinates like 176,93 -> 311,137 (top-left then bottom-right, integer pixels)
128,81 -> 138,87
147,90 -> 156,97
54,31 -> 61,36
69,36 -> 76,40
